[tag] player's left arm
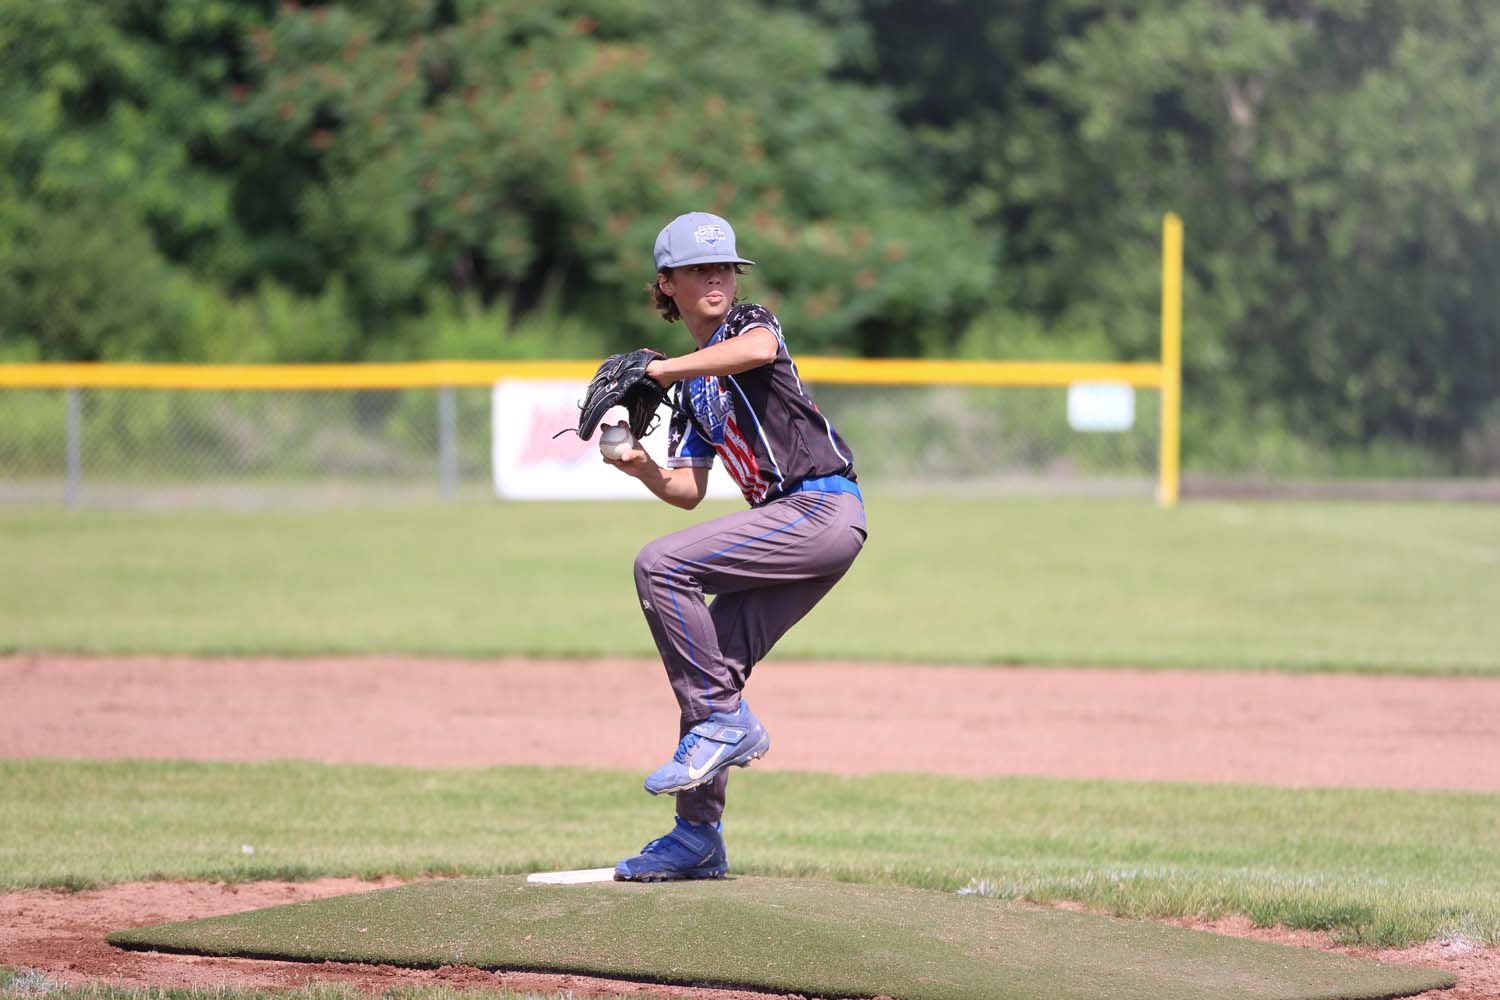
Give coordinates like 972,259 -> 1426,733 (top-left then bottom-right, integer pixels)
645,326 -> 778,386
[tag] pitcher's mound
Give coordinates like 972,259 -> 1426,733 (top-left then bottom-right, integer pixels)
108,875 -> 1453,1000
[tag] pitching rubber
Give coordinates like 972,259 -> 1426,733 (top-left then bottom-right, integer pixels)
526,867 -> 617,885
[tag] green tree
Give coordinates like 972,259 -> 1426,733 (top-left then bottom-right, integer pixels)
0,0 -> 277,359
843,0 -> 1500,461
231,0 -> 994,355
1032,0 -> 1500,453
0,0 -> 270,273
0,202 -> 182,360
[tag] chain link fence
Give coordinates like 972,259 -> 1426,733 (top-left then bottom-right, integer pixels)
0,386 -> 496,507
815,384 -> 1160,497
0,382 -> 1162,508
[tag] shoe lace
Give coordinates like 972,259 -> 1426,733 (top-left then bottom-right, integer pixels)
671,732 -> 700,764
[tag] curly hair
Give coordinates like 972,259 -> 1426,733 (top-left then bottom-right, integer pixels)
648,265 -> 747,323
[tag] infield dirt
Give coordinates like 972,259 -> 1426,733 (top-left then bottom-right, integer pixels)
3,654 -> 1498,999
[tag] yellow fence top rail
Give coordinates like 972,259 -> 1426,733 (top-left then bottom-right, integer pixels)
796,358 -> 1163,388
0,360 -> 592,390
0,358 -> 1165,390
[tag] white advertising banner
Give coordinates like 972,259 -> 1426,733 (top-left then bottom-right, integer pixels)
491,380 -> 741,501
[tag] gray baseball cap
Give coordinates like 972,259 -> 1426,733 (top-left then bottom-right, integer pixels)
653,212 -> 755,270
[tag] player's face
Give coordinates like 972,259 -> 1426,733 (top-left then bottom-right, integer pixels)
662,263 -> 737,326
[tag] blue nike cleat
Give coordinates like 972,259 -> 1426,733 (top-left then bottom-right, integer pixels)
644,701 -> 771,796
614,817 -> 728,882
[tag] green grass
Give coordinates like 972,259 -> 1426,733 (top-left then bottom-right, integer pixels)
4,759 -> 1497,948
105,876 -> 1455,1000
1,498 -> 1497,673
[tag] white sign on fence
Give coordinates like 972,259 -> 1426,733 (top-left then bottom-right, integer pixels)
491,380 -> 740,501
1066,382 -> 1136,433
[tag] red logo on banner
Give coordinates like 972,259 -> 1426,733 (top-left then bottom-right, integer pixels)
519,406 -> 595,465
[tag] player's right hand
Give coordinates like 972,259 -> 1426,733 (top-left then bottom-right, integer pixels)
601,422 -> 651,474
603,447 -> 649,470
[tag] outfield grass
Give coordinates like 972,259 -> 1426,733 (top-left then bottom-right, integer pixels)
3,759 -> 1497,949
1,498 -> 1496,672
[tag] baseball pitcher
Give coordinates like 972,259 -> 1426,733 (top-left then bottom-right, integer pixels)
577,212 -> 866,881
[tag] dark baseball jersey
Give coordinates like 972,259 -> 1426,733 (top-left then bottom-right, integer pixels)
666,304 -> 856,505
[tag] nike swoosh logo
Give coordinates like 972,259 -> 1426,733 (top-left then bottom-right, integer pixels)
687,745 -> 728,781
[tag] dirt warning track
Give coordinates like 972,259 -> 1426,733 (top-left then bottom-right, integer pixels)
6,654 -> 1500,791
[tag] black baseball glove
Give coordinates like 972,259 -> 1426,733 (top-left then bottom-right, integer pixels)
577,348 -> 669,441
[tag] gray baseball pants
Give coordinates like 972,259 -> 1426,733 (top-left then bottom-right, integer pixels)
633,488 -> 866,825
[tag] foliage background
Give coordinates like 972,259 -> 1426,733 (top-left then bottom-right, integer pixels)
2,0 -> 1498,475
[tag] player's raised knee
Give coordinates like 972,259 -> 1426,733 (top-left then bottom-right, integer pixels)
633,538 -> 671,590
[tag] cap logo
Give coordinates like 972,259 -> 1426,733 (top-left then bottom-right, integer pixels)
694,224 -> 726,248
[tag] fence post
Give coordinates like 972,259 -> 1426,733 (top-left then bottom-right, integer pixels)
438,385 -> 458,499
65,387 -> 82,509
1159,212 -> 1183,508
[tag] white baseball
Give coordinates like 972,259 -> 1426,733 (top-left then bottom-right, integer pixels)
599,424 -> 636,460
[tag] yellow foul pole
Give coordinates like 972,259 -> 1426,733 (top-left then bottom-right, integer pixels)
1159,212 -> 1183,508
